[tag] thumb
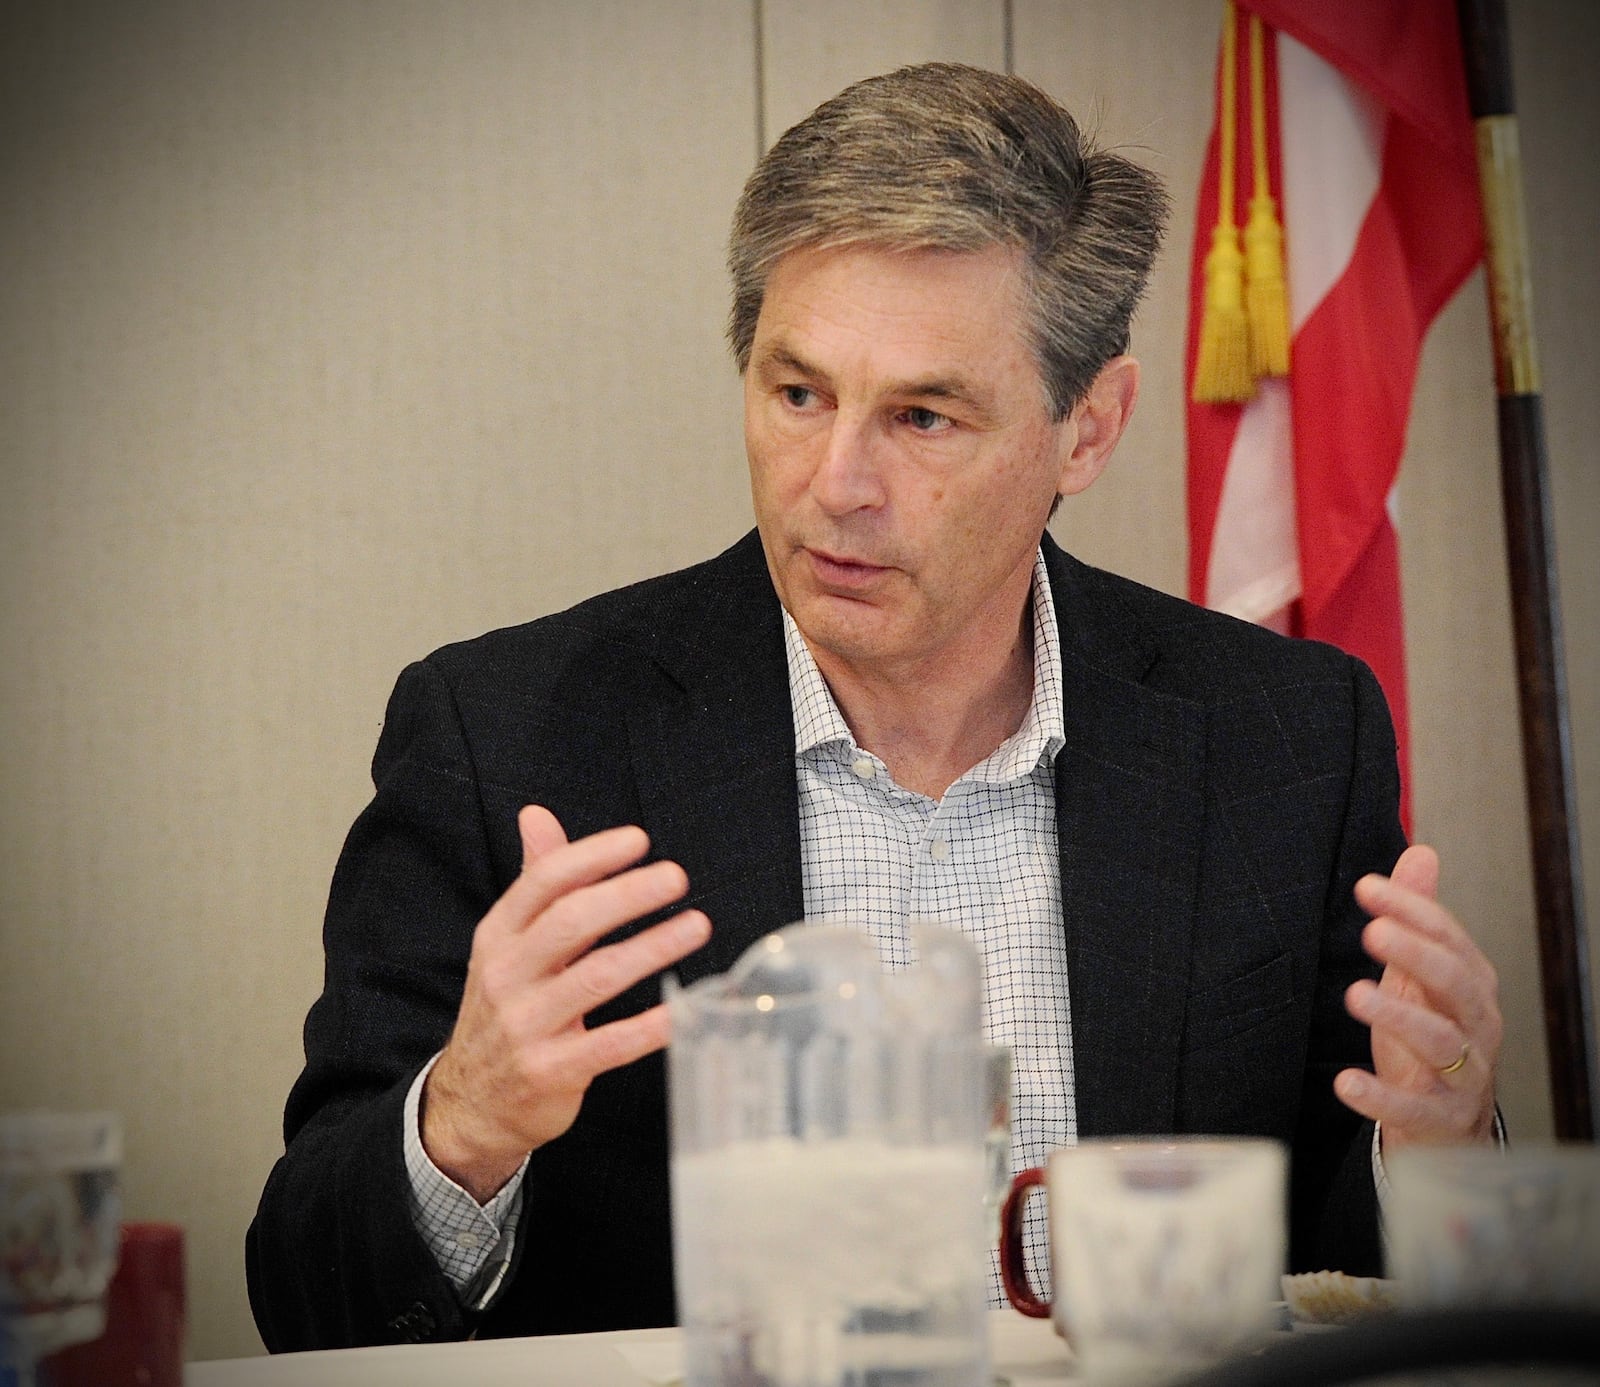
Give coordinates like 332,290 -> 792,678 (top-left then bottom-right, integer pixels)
518,804 -> 570,866
1389,842 -> 1440,900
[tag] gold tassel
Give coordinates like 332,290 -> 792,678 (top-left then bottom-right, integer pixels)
1195,223 -> 1253,403
1193,1 -> 1255,404
1244,11 -> 1290,377
1246,193 -> 1290,377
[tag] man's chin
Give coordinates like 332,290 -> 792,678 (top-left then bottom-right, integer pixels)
786,592 -> 904,668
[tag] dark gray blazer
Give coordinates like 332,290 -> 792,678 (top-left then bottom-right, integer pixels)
247,530 -> 1403,1351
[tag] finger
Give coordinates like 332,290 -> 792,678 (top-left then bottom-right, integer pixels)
1355,873 -> 1498,1018
1388,843 -> 1440,899
1345,977 -> 1467,1072
1357,843 -> 1439,918
1331,1066 -> 1389,1125
1361,917 -> 1499,1038
1353,871 -> 1464,950
482,823 -> 652,939
1332,1065 -> 1485,1138
541,909 -> 711,1029
518,804 -> 570,863
516,1002 -> 678,1098
531,859 -> 693,970
578,1002 -> 680,1078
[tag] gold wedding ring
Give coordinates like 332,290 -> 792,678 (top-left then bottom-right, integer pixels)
1440,1041 -> 1470,1077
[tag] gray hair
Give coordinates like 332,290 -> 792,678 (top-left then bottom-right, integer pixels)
728,62 -> 1169,417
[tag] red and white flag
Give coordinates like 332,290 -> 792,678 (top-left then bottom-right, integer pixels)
1185,0 -> 1484,826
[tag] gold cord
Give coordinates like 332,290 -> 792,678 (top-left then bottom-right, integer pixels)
1193,1 -> 1254,403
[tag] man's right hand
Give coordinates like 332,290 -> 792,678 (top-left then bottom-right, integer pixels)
420,804 -> 710,1203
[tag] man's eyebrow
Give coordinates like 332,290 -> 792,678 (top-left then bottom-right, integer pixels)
751,345 -> 822,379
751,345 -> 1000,422
900,376 -> 983,405
894,374 -> 1002,425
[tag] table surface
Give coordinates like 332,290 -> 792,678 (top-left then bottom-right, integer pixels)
186,1309 -> 1076,1386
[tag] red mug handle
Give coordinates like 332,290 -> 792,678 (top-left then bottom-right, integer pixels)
999,1165 -> 1050,1318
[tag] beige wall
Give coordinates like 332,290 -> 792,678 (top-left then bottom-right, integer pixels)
1,0 -> 1594,1362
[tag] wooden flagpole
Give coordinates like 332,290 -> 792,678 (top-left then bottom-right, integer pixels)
1456,0 -> 1597,1140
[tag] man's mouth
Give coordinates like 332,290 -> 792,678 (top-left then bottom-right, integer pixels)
803,547 -> 891,589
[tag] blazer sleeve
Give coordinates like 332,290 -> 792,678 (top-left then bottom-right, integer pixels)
1289,655 -> 1408,1276
246,658 -> 508,1350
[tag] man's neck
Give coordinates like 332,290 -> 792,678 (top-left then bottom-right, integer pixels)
808,612 -> 1036,801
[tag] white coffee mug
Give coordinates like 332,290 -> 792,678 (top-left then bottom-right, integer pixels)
1387,1144 -> 1600,1309
1000,1137 -> 1286,1380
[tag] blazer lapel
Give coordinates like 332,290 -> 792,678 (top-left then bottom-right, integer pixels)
627,532 -> 805,985
1044,540 -> 1208,1138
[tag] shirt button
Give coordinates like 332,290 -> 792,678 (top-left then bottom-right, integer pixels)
929,838 -> 950,861
851,756 -> 875,780
455,1231 -> 482,1250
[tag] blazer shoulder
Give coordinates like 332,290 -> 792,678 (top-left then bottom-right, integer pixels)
418,530 -> 774,698
1047,542 -> 1369,703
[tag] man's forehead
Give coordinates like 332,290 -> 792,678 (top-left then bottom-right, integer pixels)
763,239 -> 1026,293
754,242 -> 1028,335
748,242 -> 1040,400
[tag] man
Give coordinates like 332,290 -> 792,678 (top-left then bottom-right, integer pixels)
247,63 -> 1502,1351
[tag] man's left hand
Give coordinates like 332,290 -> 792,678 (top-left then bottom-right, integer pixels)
1334,844 -> 1502,1150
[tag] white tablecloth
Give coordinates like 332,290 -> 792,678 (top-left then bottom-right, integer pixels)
186,1309 -> 1075,1386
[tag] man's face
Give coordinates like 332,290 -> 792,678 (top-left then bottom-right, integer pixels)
744,243 -> 1079,681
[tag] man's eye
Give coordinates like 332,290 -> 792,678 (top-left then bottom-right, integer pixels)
781,385 -> 816,409
903,406 -> 952,433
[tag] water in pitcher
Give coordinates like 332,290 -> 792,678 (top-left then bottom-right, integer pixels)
668,923 -> 991,1387
675,1138 -> 987,1387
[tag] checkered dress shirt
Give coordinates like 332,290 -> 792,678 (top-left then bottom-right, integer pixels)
786,548 -> 1072,1300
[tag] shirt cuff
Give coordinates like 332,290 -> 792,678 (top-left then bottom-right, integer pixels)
403,1053 -> 530,1309
1371,1122 -> 1391,1206
1369,1107 -> 1504,1215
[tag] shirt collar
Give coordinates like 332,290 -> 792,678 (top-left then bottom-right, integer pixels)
783,548 -> 1066,778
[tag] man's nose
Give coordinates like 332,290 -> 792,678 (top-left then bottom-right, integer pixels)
810,410 -> 887,515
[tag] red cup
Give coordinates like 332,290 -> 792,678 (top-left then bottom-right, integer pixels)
41,1222 -> 185,1387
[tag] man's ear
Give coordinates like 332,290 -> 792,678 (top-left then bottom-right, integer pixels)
1055,355 -> 1141,499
